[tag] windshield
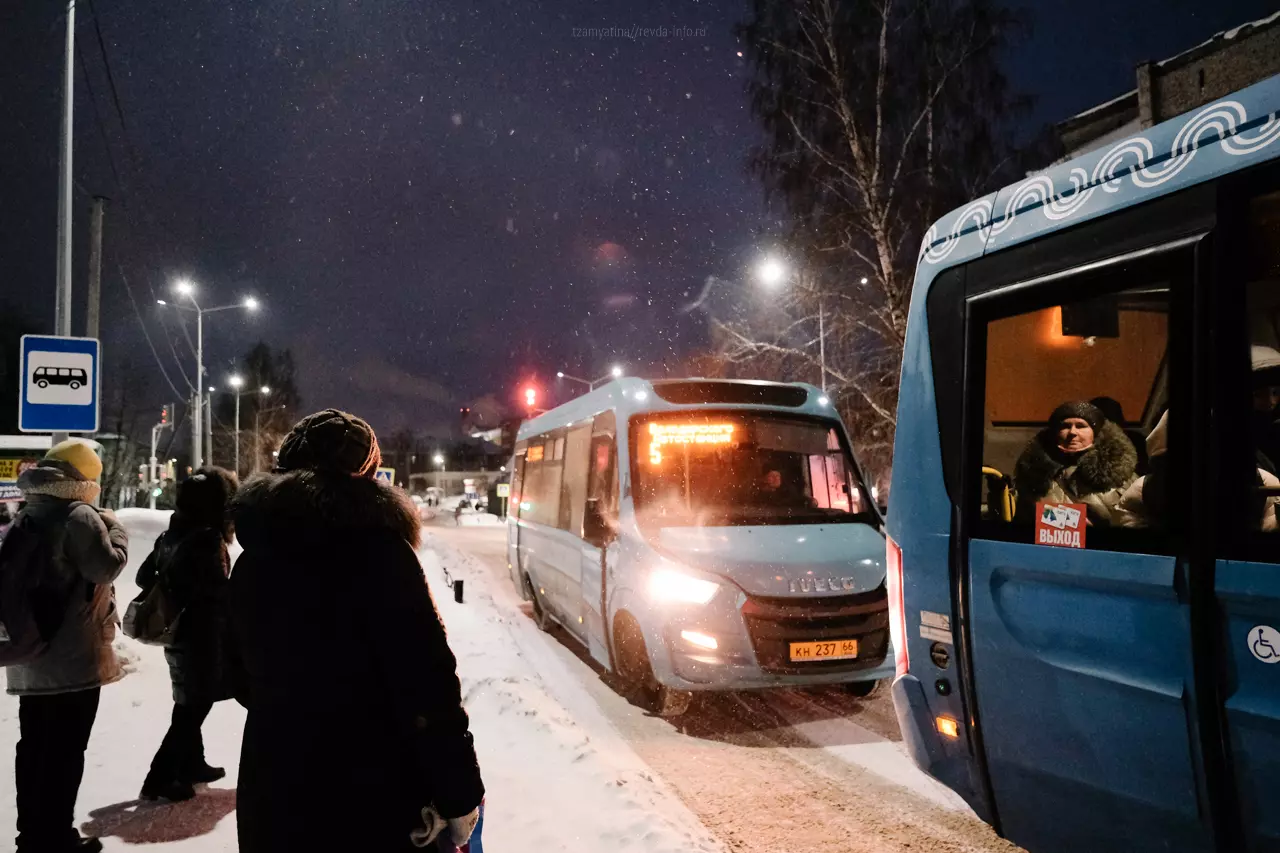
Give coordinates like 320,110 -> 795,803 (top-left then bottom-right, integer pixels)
631,412 -> 875,528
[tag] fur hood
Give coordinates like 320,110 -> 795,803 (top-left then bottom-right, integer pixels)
17,461 -> 100,504
1015,420 -> 1138,502
232,470 -> 420,551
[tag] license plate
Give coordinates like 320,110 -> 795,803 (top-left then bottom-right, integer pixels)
789,639 -> 859,662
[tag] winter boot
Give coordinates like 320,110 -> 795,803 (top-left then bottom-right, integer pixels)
139,778 -> 196,803
185,762 -> 226,785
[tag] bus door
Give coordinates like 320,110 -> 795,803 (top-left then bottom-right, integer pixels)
1212,177 -> 1280,853
580,411 -> 618,669
507,445 -> 527,592
963,241 -> 1213,853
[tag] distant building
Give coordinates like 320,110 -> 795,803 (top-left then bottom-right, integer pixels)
1056,11 -> 1280,161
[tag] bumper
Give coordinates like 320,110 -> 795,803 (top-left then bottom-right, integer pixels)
642,588 -> 894,691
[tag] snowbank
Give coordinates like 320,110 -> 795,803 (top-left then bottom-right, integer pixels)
420,534 -> 724,853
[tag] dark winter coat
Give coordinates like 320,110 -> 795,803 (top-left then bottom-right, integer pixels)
135,515 -> 234,705
6,465 -> 129,696
1014,420 -> 1139,526
231,470 -> 483,853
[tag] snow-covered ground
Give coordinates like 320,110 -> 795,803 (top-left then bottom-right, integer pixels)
0,508 -> 721,853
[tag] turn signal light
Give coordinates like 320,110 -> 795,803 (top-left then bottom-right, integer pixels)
680,630 -> 719,650
936,716 -> 960,739
886,534 -> 909,677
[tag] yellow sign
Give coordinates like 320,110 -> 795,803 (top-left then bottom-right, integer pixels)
0,459 -> 28,484
647,421 -> 737,465
374,467 -> 396,484
496,483 -> 511,498
526,445 -> 545,462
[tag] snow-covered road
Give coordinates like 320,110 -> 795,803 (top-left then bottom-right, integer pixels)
426,520 -> 1022,853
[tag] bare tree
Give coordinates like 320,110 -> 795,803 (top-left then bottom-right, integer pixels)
725,0 -> 1043,480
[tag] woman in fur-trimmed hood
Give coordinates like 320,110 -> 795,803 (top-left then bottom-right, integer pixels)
1014,401 -> 1139,526
230,409 -> 483,853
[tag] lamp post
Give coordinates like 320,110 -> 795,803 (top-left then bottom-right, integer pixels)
557,364 -> 624,391
254,400 -> 287,475
228,377 -> 271,477
433,453 -> 445,494
159,282 -> 259,469
757,257 -> 827,392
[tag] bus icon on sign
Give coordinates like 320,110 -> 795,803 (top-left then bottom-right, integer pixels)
34,366 -> 88,390
25,351 -> 95,408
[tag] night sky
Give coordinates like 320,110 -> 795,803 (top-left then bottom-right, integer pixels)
2,0 -> 1274,438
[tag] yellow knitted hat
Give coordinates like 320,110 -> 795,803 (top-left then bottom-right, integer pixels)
45,439 -> 103,482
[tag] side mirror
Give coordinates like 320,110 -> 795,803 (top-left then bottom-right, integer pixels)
584,498 -> 613,545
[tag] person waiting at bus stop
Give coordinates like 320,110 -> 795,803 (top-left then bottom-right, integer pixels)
1014,400 -> 1138,526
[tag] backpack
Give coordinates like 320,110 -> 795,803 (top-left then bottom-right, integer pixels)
0,504 -> 80,666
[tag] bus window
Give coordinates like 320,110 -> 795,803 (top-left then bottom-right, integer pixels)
1243,188 -> 1280,533
559,424 -> 592,534
632,413 -> 871,528
981,282 -> 1171,536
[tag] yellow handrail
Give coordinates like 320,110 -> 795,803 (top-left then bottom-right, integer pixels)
982,466 -> 1015,522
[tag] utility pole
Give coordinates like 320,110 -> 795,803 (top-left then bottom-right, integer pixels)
86,196 -> 106,340
204,390 -> 213,468
192,309 -> 204,468
52,0 -> 76,446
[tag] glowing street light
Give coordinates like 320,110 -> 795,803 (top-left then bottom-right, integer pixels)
157,281 -> 263,468
757,257 -> 789,288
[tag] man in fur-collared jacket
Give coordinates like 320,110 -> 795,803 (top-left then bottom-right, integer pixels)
1014,401 -> 1139,527
230,410 -> 483,853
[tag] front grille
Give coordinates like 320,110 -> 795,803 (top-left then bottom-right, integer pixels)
742,587 -> 889,675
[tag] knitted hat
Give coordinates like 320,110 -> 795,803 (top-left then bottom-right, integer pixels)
1048,401 -> 1105,432
44,439 -> 103,482
275,409 -> 382,478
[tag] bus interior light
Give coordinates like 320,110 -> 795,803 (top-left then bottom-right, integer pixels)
936,716 -> 960,739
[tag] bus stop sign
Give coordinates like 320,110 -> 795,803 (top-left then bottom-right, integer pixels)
19,335 -> 101,434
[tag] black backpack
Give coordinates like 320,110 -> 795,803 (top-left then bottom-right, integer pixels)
0,504 -> 80,666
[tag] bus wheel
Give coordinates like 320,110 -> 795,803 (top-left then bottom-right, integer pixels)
614,614 -> 693,718
845,679 -> 883,699
524,575 -> 552,632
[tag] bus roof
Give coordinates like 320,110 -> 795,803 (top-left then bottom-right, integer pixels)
915,72 -> 1280,281
516,378 -> 836,441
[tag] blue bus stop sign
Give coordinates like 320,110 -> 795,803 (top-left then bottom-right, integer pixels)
19,335 -> 101,434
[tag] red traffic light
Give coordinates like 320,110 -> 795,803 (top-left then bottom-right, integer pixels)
524,387 -> 537,408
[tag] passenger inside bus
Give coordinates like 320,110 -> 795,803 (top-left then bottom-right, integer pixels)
1012,400 -> 1139,526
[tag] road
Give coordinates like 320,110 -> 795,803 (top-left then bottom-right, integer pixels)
426,518 -> 1021,853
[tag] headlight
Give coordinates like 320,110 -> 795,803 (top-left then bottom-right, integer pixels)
648,567 -> 721,605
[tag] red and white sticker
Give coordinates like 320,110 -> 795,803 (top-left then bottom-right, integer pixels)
1035,501 -> 1087,549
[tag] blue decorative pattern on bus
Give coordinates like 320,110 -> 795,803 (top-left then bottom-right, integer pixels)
918,73 -> 1280,266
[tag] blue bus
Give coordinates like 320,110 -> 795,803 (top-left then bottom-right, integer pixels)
888,74 -> 1280,852
507,378 -> 892,716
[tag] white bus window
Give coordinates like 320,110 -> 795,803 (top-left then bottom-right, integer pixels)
632,414 -> 872,529
559,425 -> 592,534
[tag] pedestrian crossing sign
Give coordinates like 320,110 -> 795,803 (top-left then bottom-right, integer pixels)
374,467 -> 395,484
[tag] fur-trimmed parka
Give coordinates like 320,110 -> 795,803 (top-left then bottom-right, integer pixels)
1014,421 -> 1139,526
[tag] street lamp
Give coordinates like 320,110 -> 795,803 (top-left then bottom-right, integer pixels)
254,395 -> 287,476
557,364 -> 626,392
157,280 -> 262,469
755,257 -> 827,393
228,376 -> 271,477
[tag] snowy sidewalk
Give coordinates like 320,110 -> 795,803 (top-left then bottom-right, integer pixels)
0,510 -> 722,853
419,532 -> 724,853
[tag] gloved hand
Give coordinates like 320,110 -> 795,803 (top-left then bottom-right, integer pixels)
448,807 -> 480,848
409,805 -> 447,849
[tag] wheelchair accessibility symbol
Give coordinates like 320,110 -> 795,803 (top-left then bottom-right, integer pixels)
1250,626 -> 1280,664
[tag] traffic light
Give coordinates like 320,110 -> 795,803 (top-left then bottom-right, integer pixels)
524,387 -> 537,410
160,404 -> 172,426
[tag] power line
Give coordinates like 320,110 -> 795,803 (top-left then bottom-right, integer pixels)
75,38 -> 123,196
119,263 -> 188,402
85,0 -> 138,168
